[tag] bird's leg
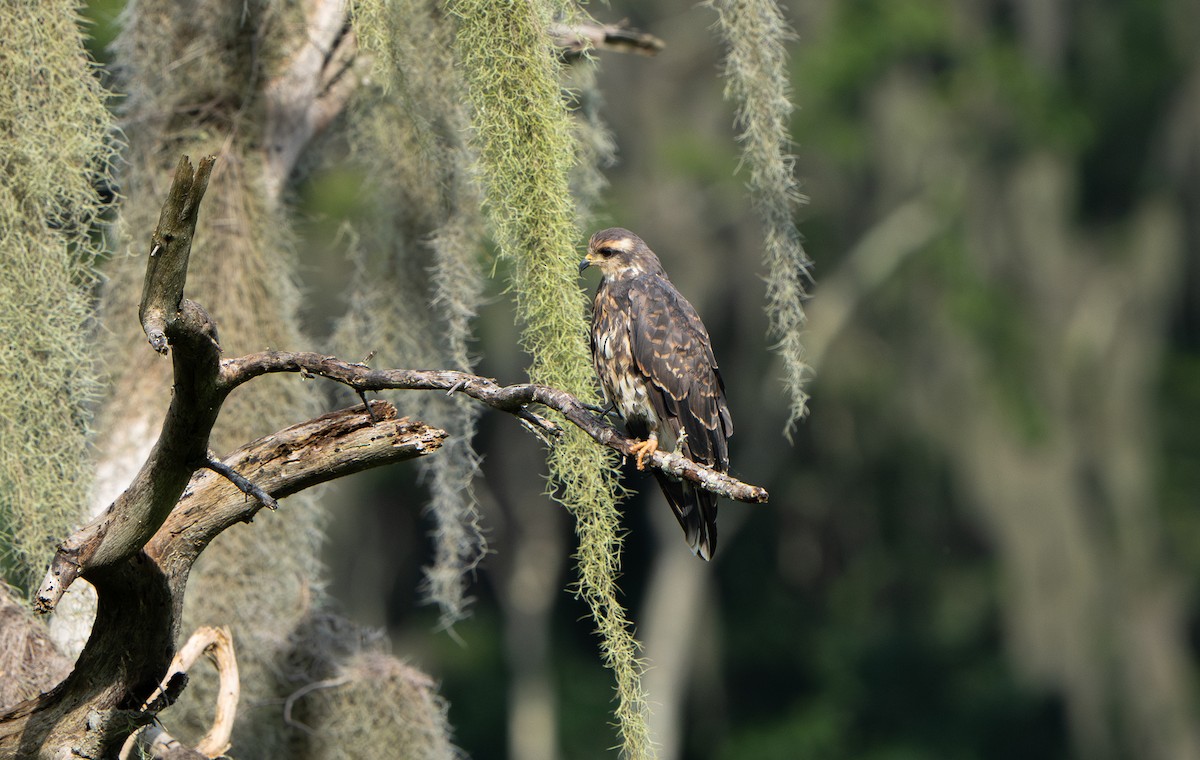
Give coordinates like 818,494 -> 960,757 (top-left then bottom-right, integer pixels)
629,433 -> 658,471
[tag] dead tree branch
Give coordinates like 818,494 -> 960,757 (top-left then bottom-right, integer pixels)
0,402 -> 442,758
0,156 -> 444,759
36,156 -> 223,615
37,156 -> 223,614
551,19 -> 665,59
139,156 -> 215,354
220,353 -> 770,503
119,626 -> 239,760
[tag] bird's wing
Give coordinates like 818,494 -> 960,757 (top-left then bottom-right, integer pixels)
627,274 -> 732,470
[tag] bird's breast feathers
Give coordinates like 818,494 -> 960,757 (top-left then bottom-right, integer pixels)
594,308 -> 658,425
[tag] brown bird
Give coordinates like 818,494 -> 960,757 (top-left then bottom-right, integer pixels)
580,228 -> 734,559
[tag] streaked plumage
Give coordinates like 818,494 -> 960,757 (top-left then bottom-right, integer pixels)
580,228 -> 734,560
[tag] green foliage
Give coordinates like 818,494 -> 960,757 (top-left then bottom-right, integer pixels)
0,0 -> 114,590
709,0 -> 813,435
449,0 -> 653,756
714,438 -> 1068,760
790,3 -> 1198,759
349,0 -> 489,629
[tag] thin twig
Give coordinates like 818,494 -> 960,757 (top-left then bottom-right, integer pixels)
202,454 -> 279,510
355,389 -> 377,421
282,676 -> 353,735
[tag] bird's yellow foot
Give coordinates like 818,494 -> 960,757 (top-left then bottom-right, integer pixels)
629,435 -> 658,471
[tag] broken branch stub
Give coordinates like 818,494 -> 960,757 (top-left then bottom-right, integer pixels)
139,154 -> 215,353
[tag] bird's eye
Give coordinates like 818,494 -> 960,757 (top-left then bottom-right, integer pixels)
598,247 -> 616,257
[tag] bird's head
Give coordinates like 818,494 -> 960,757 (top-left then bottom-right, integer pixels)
579,228 -> 664,279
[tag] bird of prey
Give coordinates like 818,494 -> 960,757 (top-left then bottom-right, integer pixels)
580,227 -> 734,560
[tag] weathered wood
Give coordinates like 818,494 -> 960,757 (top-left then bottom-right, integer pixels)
1,402 -> 442,759
221,352 -> 770,503
37,159 -> 224,616
139,155 -> 215,354
149,401 -> 444,576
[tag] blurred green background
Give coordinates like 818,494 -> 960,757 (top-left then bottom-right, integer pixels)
78,0 -> 1200,758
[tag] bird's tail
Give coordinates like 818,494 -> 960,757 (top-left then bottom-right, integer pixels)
654,471 -> 718,560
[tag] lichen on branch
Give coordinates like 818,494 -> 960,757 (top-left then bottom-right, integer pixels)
348,0 -> 489,628
709,0 -> 814,435
0,0 -> 115,593
448,1 -> 655,755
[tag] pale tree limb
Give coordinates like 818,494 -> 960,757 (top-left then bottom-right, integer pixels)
118,625 -> 238,760
264,0 -> 359,199
183,627 -> 239,758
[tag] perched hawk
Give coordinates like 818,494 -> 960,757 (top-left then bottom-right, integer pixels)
580,228 -> 734,560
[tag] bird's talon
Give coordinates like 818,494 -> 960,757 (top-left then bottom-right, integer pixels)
629,436 -> 658,471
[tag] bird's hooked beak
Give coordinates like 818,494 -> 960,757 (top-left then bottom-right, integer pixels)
578,252 -> 596,274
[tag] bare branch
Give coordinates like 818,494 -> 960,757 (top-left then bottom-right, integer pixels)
118,626 -> 239,760
550,20 -> 665,59
37,158 -> 226,615
201,455 -> 279,511
187,627 -> 239,758
148,401 -> 445,570
34,299 -> 224,612
139,155 -> 216,353
221,352 -> 770,503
